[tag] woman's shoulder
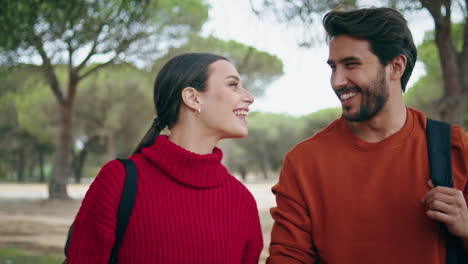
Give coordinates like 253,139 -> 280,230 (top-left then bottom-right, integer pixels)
74,159 -> 129,229
83,159 -> 130,205
225,177 -> 258,206
94,159 -> 127,184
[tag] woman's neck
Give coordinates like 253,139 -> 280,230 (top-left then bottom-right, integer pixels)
168,126 -> 219,155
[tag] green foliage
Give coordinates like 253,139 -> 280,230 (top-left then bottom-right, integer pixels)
0,247 -> 62,264
300,107 -> 341,139
0,0 -> 209,66
76,63 -> 154,158
15,82 -> 58,144
223,109 -> 340,179
404,23 -> 468,125
0,65 -> 55,181
223,111 -> 302,178
154,35 -> 284,96
0,0 -> 287,184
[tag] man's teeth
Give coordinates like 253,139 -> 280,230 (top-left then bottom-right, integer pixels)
234,110 -> 248,116
341,92 -> 357,100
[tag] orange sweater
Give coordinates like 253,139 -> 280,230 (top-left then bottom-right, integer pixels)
268,108 -> 468,264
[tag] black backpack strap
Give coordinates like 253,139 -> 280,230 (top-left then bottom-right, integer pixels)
426,118 -> 467,264
63,159 -> 138,264
108,159 -> 138,264
426,118 -> 453,188
63,223 -> 74,263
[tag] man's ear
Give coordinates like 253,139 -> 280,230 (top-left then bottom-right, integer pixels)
389,54 -> 407,81
181,87 -> 201,111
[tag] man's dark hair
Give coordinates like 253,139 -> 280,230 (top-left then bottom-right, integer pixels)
323,7 -> 417,92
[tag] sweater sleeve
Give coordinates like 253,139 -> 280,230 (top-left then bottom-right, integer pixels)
66,160 -> 126,264
242,198 -> 263,264
267,155 -> 319,264
452,126 -> 468,199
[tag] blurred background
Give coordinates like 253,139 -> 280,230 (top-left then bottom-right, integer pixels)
0,0 -> 467,263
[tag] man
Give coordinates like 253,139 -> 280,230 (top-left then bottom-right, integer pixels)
267,7 -> 468,264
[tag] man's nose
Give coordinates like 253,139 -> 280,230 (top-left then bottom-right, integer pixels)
331,68 -> 348,89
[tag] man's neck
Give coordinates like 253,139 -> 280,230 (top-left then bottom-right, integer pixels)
347,104 -> 407,143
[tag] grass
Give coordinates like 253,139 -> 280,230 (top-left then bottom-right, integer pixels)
0,248 -> 63,264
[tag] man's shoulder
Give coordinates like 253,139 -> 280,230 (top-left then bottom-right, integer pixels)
451,125 -> 468,151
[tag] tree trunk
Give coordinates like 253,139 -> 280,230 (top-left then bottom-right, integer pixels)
423,0 -> 465,126
38,147 -> 45,183
48,102 -> 73,199
434,30 -> 464,125
73,143 -> 90,184
261,154 -> 270,180
28,158 -> 35,181
16,149 -> 25,183
239,166 -> 247,182
106,130 -> 117,161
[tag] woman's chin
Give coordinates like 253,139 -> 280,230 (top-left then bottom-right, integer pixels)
223,129 -> 248,139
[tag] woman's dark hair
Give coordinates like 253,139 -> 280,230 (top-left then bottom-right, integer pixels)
133,53 -> 227,154
323,7 -> 417,92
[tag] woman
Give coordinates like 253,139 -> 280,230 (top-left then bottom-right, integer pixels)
66,53 -> 262,263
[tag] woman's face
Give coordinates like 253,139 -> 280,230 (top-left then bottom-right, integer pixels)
197,60 -> 254,139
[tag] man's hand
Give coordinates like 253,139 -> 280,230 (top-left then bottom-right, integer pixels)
422,180 -> 468,239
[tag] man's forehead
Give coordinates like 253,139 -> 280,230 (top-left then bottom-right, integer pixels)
328,35 -> 374,60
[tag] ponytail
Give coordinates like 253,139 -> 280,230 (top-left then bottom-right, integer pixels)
133,117 -> 166,154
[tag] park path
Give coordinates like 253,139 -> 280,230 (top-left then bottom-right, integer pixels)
0,182 -> 276,261
0,182 -> 276,210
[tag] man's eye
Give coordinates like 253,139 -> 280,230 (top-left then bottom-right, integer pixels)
346,63 -> 359,68
229,83 -> 239,87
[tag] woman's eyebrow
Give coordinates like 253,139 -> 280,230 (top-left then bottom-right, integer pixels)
225,75 -> 240,81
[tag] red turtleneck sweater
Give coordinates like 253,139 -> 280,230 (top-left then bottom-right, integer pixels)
67,136 -> 263,263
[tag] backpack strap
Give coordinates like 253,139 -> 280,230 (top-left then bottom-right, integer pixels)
426,118 -> 453,188
63,159 -> 138,264
108,159 -> 138,264
426,118 -> 467,264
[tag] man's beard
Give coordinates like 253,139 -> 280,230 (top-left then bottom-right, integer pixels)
343,68 -> 389,122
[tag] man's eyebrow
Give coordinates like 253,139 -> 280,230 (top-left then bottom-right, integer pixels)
225,75 -> 240,81
339,56 -> 360,63
327,56 -> 361,65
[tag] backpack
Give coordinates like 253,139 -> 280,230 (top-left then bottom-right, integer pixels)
63,158 -> 138,264
426,118 -> 467,264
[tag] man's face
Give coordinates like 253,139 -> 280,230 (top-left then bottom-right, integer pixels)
327,35 -> 389,122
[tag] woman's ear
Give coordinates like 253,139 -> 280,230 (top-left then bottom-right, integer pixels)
389,54 -> 407,81
181,87 -> 201,112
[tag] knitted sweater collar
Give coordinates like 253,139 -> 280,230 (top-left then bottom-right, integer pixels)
141,135 -> 230,188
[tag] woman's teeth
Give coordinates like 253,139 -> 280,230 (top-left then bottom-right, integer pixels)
234,110 -> 248,116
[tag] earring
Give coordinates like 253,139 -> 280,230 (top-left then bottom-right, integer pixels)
197,108 -> 201,114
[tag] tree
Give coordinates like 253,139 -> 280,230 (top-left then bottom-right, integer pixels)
153,35 -> 284,96
222,108 -> 340,181
73,63 -> 153,182
252,0 -> 467,126
405,24 -> 468,127
300,107 -> 341,139
0,64 -> 55,182
222,112 -> 304,180
0,0 -> 209,198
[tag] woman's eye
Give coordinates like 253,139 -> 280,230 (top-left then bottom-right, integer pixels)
229,83 -> 239,87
